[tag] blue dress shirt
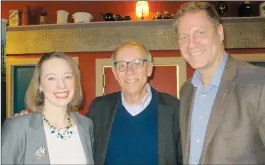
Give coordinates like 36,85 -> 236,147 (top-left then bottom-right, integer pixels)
189,53 -> 228,165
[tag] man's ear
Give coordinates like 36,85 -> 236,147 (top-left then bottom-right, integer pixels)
217,24 -> 224,42
147,62 -> 153,77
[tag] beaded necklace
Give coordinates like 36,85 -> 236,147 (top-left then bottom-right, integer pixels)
42,113 -> 73,140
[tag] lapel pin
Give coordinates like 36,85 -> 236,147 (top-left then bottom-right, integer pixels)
35,145 -> 46,160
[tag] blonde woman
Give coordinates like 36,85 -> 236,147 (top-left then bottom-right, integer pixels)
2,52 -> 94,164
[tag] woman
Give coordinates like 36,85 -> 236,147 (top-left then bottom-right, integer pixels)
2,52 -> 94,164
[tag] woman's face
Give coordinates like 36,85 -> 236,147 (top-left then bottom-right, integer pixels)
39,58 -> 75,109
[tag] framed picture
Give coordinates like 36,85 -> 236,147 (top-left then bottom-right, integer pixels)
1,19 -> 7,123
6,58 -> 39,118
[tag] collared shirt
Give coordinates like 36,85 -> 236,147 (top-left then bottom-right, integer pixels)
189,53 -> 228,165
121,83 -> 152,116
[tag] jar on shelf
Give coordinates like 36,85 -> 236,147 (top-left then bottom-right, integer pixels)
238,1 -> 252,17
40,12 -> 48,24
156,12 -> 162,19
215,1 -> 228,17
164,11 -> 170,19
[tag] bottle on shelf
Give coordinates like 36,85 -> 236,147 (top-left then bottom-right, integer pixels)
21,6 -> 30,25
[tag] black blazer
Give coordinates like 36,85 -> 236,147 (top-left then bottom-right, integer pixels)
86,88 -> 182,165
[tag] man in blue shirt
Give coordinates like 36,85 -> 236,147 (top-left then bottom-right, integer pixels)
174,1 -> 265,164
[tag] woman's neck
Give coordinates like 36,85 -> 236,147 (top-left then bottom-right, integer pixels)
42,105 -> 69,128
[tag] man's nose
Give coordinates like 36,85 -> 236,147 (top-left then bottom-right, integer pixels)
188,35 -> 197,49
125,63 -> 135,75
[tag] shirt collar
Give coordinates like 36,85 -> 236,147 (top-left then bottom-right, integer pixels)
191,52 -> 228,88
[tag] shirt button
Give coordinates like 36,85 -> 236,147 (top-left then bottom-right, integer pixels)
199,116 -> 204,120
200,94 -> 206,97
196,138 -> 200,143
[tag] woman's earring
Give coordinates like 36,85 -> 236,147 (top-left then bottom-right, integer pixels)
36,89 -> 44,106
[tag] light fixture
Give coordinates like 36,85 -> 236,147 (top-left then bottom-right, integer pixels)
136,0 -> 149,20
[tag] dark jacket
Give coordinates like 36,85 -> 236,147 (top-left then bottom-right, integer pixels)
86,88 -> 182,165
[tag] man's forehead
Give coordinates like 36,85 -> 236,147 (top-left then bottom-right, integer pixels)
116,45 -> 145,57
177,11 -> 215,33
179,11 -> 214,25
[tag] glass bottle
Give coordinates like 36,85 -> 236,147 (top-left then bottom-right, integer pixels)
21,6 -> 30,25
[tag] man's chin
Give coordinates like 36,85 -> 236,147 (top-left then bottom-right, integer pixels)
189,62 -> 206,70
123,88 -> 145,95
124,90 -> 139,95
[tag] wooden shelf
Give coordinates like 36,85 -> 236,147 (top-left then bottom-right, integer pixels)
5,16 -> 265,54
7,17 -> 265,32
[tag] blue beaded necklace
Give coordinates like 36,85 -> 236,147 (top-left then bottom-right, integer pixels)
42,113 -> 73,140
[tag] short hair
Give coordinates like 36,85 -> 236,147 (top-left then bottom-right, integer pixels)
111,41 -> 153,67
173,1 -> 221,33
25,52 -> 83,113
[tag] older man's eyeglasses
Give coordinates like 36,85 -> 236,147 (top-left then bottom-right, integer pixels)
114,58 -> 148,72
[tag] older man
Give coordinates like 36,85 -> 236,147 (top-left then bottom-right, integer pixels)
87,41 -> 182,165
174,1 -> 265,164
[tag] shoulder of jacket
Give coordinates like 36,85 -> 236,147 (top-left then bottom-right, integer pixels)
157,92 -> 179,103
2,114 -> 37,131
73,112 -> 93,125
235,62 -> 265,85
91,91 -> 120,105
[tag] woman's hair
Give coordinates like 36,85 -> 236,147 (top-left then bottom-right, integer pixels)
24,52 -> 83,113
